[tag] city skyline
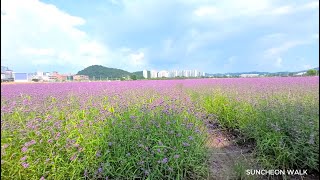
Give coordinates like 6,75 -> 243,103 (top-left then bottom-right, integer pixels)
143,69 -> 206,78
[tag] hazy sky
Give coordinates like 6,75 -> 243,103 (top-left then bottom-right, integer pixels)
1,0 -> 319,73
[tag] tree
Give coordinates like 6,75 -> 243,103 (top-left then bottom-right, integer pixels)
130,74 -> 137,80
306,69 -> 317,76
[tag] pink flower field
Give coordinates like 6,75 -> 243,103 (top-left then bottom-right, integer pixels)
1,77 -> 319,179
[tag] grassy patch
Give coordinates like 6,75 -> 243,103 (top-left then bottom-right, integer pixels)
201,88 -> 319,172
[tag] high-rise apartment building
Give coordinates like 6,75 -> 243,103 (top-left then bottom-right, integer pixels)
158,70 -> 169,78
145,69 -> 206,78
150,70 -> 158,78
143,70 -> 148,79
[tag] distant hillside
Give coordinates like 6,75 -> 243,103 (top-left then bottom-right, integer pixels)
206,67 -> 319,77
131,71 -> 144,79
77,65 -> 132,79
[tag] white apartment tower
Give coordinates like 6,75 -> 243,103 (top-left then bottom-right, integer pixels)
158,70 -> 169,78
150,70 -> 158,78
143,70 -> 148,79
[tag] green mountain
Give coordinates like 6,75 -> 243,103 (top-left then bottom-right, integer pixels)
131,71 -> 144,78
77,65 -> 145,79
77,65 -> 132,79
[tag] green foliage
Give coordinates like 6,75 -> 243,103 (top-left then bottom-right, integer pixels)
76,65 -> 146,80
131,71 -> 145,79
1,94 -> 209,179
201,89 -> 319,172
77,65 -> 132,79
306,69 -> 317,76
130,74 -> 137,80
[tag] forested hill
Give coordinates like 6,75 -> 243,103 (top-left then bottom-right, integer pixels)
77,65 -> 132,79
77,65 -> 144,79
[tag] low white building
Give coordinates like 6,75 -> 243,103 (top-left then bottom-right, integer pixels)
295,72 -> 306,76
240,74 -> 260,78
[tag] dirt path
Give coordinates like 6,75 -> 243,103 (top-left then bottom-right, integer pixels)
205,128 -> 319,180
206,129 -> 256,180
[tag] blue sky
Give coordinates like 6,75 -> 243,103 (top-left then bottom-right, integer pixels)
1,0 -> 319,74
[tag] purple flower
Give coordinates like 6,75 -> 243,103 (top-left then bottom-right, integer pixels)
98,167 -> 103,173
78,147 -> 83,152
21,162 -> 29,168
157,149 -> 161,153
161,158 -> 168,164
55,132 -> 61,139
174,154 -> 180,159
144,170 -> 150,175
70,154 -> 77,161
25,140 -> 36,147
40,176 -> 45,180
188,136 -> 194,140
182,142 -> 190,147
21,146 -> 28,153
20,156 -> 27,161
96,151 -> 101,157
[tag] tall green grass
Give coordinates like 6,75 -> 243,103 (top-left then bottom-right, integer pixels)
1,95 -> 209,179
200,89 -> 319,172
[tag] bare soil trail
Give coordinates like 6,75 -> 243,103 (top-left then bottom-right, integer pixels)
205,126 -> 319,180
206,129 -> 256,180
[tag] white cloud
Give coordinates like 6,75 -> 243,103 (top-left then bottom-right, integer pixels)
302,1 -> 319,10
303,64 -> 312,70
192,0 -> 271,21
192,0 -> 318,22
1,0 -> 318,73
271,5 -> 293,15
264,40 -> 308,56
20,48 -> 55,56
78,41 -> 107,57
193,6 -> 219,17
1,0 -> 147,72
129,52 -> 145,66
